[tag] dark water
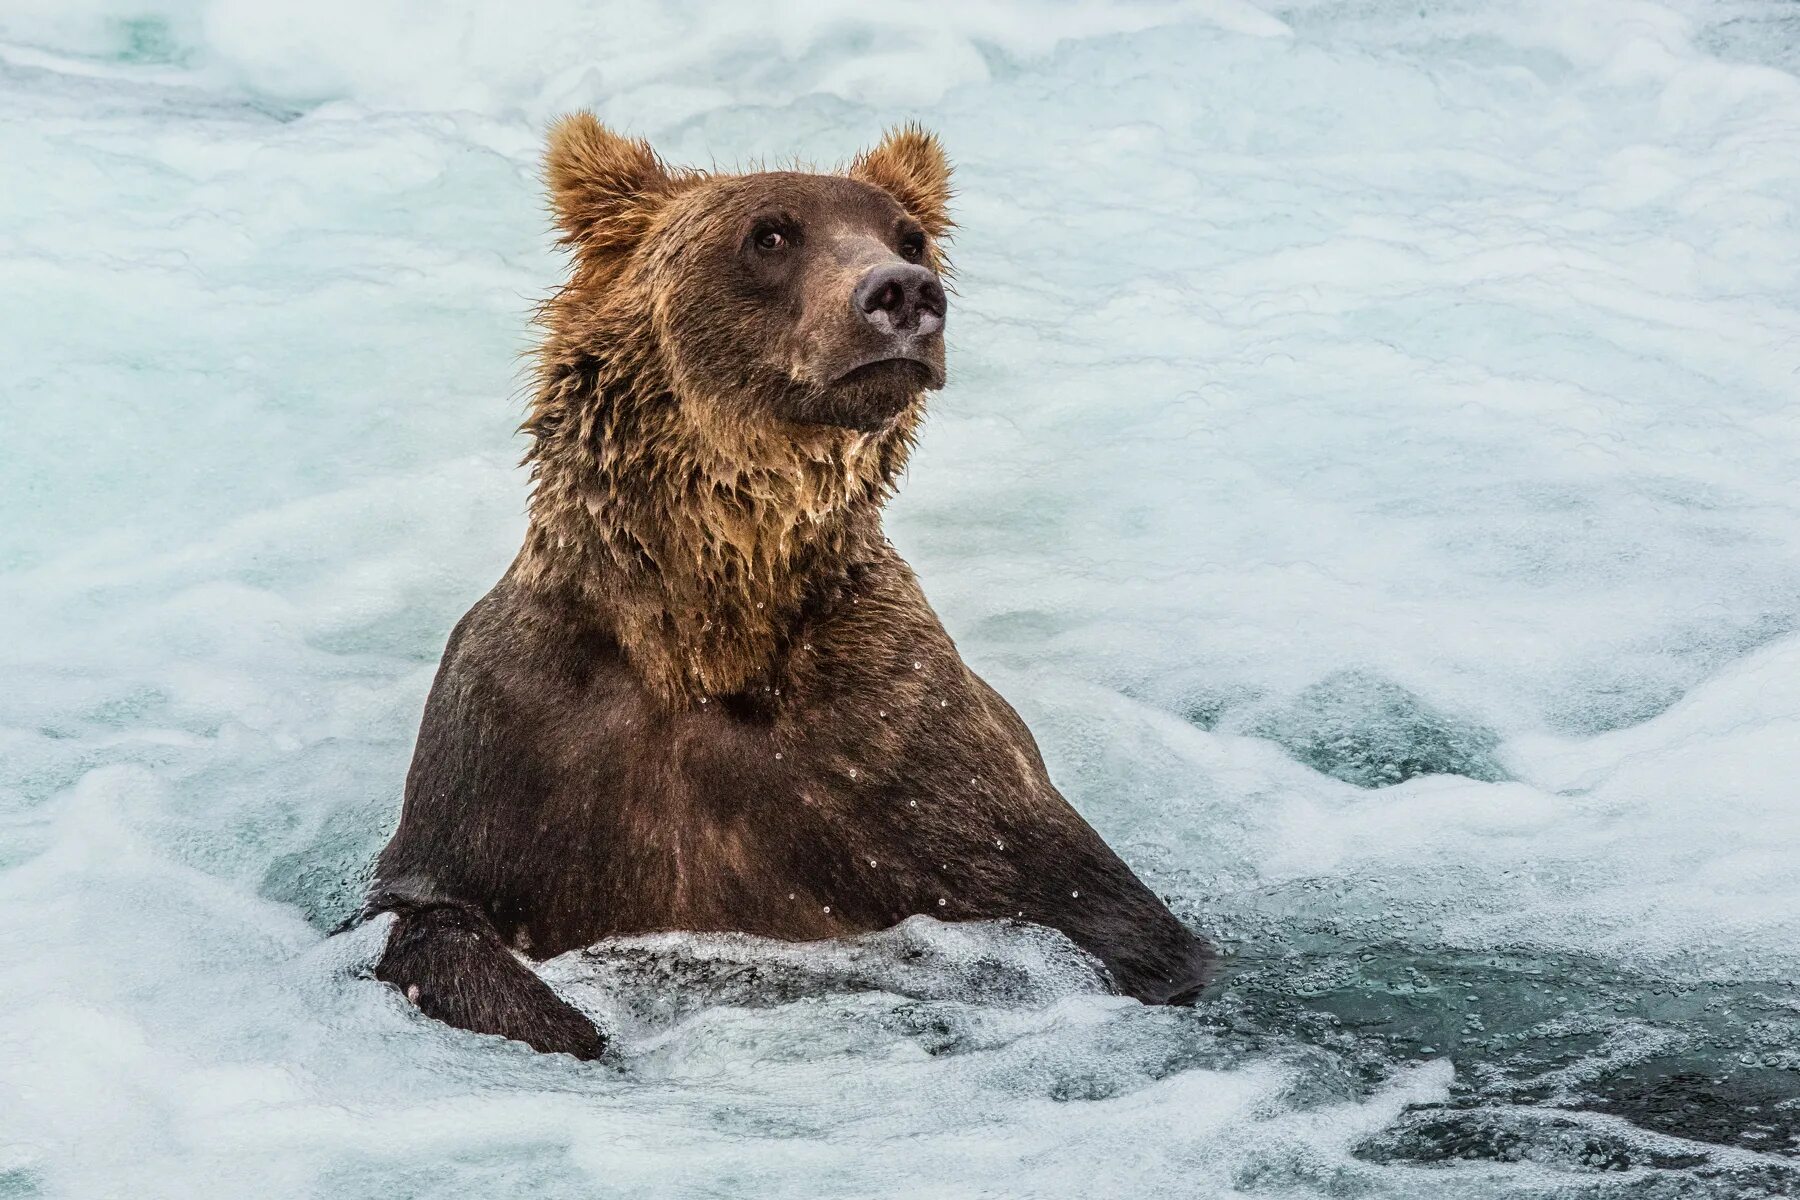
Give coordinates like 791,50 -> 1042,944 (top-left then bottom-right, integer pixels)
1195,925 -> 1800,1194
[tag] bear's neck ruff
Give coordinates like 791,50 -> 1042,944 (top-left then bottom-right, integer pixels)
518,336 -> 918,708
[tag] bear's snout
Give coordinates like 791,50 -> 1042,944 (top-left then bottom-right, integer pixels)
853,263 -> 947,340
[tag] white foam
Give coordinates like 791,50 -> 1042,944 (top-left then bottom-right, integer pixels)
4,0 -> 1800,1194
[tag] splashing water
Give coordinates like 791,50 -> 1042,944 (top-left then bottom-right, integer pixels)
4,1 -> 1800,1196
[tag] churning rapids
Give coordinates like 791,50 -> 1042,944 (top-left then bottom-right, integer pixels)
3,2 -> 1800,1197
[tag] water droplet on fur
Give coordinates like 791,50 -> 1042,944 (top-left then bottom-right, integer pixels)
788,893 -> 795,900
1071,890 -> 1080,898
698,696 -> 707,705
774,752 -> 783,760
848,768 -> 858,779
878,709 -> 886,718
937,898 -> 947,907
822,905 -> 831,914
939,699 -> 947,708
908,800 -> 918,808
913,661 -> 922,670
994,838 -> 1004,849
868,858 -> 877,867
803,643 -> 813,651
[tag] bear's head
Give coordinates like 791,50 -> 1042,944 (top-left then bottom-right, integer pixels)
541,113 -> 953,436
520,116 -> 956,704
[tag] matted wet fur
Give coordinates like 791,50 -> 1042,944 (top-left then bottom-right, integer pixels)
365,114 -> 1214,1058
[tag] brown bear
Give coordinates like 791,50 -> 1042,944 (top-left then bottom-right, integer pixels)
363,114 -> 1214,1059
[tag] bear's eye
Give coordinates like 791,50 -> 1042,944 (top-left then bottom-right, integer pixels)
754,227 -> 787,252
899,232 -> 927,261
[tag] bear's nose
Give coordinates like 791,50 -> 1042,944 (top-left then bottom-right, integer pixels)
853,263 -> 946,338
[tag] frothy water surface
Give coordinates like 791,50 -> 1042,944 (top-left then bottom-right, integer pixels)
3,1 -> 1799,1196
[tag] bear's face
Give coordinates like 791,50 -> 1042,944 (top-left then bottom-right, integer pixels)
544,117 -> 954,435
651,173 -> 946,432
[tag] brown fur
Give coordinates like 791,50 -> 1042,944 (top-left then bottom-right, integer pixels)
520,115 -> 951,706
364,116 -> 1213,1059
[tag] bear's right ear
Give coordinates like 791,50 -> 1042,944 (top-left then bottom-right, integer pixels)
545,113 -> 673,254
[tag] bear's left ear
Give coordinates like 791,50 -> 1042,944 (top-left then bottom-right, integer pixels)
545,112 -> 676,255
850,124 -> 954,239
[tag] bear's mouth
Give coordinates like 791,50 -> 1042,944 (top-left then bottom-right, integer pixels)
832,357 -> 936,390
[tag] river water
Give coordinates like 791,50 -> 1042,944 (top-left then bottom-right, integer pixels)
3,1 -> 1798,1196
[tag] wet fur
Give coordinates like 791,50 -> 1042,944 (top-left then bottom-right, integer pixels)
365,116 -> 1214,1058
